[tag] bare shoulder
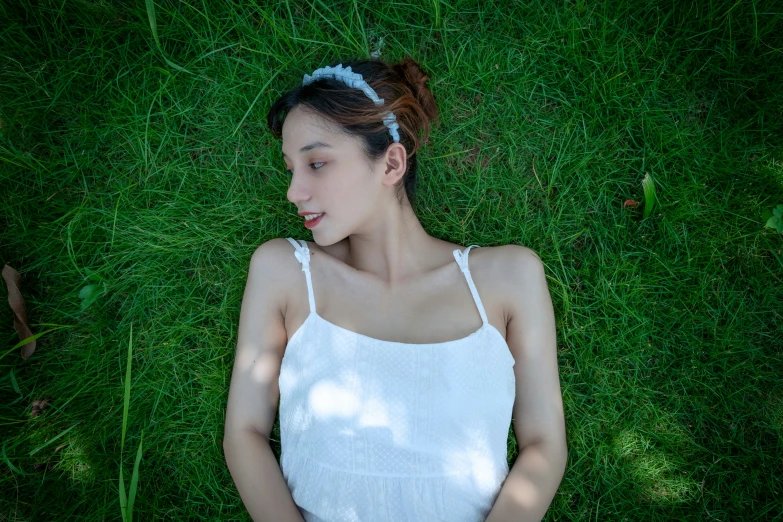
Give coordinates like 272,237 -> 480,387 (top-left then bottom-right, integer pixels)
249,238 -> 302,315
498,243 -> 543,268
253,237 -> 298,256
470,243 -> 542,279
250,238 -> 298,277
491,243 -> 547,312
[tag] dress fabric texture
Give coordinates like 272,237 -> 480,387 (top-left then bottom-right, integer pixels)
279,238 -> 516,522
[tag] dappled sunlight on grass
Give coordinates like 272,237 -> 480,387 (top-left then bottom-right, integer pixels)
57,438 -> 95,484
613,429 -> 699,504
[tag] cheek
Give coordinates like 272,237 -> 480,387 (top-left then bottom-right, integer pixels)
323,168 -> 377,210
337,177 -> 371,206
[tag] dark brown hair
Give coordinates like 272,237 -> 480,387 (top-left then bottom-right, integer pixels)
267,57 -> 439,208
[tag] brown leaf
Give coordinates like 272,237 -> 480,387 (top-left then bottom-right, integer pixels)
31,398 -> 50,417
623,199 -> 639,208
2,264 -> 36,359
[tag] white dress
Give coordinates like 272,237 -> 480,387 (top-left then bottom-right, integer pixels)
278,238 -> 516,522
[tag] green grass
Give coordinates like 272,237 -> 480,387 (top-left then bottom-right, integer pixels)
1,0 -> 782,520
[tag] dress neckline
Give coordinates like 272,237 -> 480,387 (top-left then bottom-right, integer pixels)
287,310 -> 509,349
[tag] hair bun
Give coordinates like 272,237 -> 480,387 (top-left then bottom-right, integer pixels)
393,58 -> 438,124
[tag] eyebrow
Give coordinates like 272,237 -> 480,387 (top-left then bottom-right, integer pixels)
281,141 -> 334,159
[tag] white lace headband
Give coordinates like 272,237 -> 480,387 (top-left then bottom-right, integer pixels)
302,63 -> 401,143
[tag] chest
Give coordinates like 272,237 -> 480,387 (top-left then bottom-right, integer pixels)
283,245 -> 508,346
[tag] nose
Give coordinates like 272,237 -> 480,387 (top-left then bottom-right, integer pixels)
286,172 -> 311,206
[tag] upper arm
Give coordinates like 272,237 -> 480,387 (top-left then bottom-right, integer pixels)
502,245 -> 567,458
224,238 -> 291,441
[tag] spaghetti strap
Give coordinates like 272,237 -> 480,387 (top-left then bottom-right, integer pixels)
285,238 -> 316,314
453,245 -> 489,325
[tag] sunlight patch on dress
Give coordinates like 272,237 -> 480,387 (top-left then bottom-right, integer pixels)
441,425 -> 499,495
309,380 -> 360,419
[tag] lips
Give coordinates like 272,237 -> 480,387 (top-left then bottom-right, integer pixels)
304,213 -> 325,228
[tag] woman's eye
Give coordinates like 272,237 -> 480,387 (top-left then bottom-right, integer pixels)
285,162 -> 325,176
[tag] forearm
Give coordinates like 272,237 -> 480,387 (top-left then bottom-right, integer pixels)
223,429 -> 305,522
485,441 -> 568,522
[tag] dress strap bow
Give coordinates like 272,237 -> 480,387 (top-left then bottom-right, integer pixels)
294,246 -> 310,272
453,245 -> 480,273
453,249 -> 469,273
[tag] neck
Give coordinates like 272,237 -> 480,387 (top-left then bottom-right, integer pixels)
344,197 -> 437,289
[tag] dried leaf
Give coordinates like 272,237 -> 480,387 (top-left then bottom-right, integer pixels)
2,264 -> 36,359
31,398 -> 50,417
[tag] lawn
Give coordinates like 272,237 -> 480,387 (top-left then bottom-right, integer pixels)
1,0 -> 782,520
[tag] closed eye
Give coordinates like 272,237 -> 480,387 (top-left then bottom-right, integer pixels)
285,162 -> 325,176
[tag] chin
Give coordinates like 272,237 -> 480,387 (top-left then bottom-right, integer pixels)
313,233 -> 347,248
316,237 -> 340,247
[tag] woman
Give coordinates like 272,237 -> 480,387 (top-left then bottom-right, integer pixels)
224,57 -> 567,521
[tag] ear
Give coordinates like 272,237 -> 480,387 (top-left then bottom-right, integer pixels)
381,142 -> 407,187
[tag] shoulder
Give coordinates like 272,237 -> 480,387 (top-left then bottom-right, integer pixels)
253,236 -> 299,253
491,244 -> 548,317
248,238 -> 302,312
454,243 -> 542,287
250,238 -> 299,267
496,244 -> 543,271
474,243 -> 543,279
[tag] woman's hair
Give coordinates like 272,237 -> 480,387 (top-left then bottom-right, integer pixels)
267,57 -> 439,208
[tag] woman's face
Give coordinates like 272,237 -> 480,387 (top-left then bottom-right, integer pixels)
282,106 -> 384,245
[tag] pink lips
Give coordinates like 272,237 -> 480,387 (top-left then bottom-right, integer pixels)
304,213 -> 324,229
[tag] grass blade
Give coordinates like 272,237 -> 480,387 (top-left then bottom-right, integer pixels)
119,323 -> 133,522
121,324 -> 133,450
145,0 -> 192,74
642,173 -> 657,219
127,429 -> 144,520
119,464 -> 128,522
8,368 -> 21,395
2,441 -> 26,475
0,327 -> 66,364
28,422 -> 79,456
144,0 -> 161,50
